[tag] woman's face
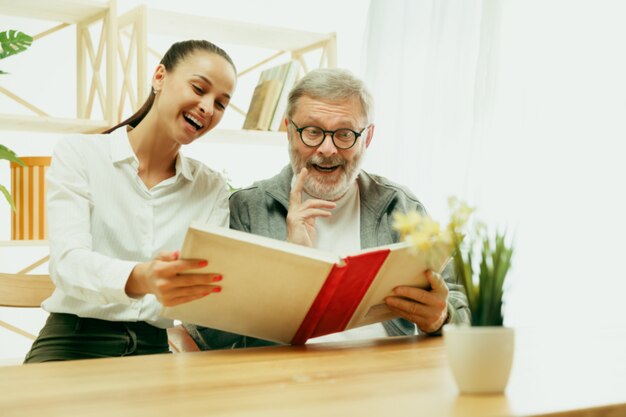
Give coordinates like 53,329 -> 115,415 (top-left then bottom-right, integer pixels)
152,51 -> 237,145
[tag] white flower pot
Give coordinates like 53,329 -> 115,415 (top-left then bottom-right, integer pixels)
443,325 -> 515,394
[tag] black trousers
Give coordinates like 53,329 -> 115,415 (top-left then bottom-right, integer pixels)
24,312 -> 170,363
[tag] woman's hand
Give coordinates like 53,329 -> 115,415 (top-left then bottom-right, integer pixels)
125,250 -> 222,307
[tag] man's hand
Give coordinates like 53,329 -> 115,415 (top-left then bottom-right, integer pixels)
384,270 -> 449,333
125,250 -> 223,307
286,168 -> 336,247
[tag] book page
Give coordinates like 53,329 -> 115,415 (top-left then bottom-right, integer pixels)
346,242 -> 451,329
190,222 -> 340,262
161,224 -> 339,344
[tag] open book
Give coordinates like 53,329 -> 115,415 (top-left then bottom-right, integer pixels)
161,223 -> 451,344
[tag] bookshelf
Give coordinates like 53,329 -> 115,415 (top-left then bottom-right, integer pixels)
0,0 -> 337,143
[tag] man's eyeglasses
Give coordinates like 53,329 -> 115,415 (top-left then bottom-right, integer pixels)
289,119 -> 368,150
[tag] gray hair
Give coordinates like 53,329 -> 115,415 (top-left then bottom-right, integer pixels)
286,68 -> 374,124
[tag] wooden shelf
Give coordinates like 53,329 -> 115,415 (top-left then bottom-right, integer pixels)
200,129 -> 286,146
143,8 -> 333,51
0,240 -> 48,247
0,113 -> 286,146
0,0 -> 109,23
0,114 -> 109,134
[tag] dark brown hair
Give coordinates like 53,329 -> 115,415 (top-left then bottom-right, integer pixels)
103,40 -> 236,134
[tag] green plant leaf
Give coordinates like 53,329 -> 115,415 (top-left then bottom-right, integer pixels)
477,236 -> 490,325
0,144 -> 25,165
0,184 -> 15,211
452,232 -> 475,315
0,30 -> 33,60
475,230 -> 512,326
493,231 -> 513,315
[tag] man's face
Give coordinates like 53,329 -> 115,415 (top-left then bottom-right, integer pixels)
288,95 -> 372,201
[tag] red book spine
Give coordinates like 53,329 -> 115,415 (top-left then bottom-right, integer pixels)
290,249 -> 391,344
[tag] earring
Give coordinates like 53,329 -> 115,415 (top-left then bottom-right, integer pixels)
152,87 -> 158,95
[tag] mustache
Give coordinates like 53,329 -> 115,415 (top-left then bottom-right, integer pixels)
306,155 -> 346,168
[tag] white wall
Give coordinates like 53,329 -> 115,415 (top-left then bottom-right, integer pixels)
361,0 -> 626,330
489,0 -> 626,328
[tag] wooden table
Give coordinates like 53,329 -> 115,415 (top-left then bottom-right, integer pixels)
1,328 -> 625,417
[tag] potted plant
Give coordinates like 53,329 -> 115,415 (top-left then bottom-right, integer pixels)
1,30 -> 32,210
393,197 -> 514,394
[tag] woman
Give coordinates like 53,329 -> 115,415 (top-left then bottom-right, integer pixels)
24,40 -> 237,363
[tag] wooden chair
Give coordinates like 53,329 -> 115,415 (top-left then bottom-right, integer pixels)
166,325 -> 200,353
0,272 -> 54,340
0,269 -> 199,353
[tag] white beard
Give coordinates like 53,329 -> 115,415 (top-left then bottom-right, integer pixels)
288,140 -> 365,201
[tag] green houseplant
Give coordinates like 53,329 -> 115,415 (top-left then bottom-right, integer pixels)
0,30 -> 32,209
446,197 -> 513,326
393,197 -> 515,393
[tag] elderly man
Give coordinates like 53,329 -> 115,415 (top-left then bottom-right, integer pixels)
185,68 -> 470,350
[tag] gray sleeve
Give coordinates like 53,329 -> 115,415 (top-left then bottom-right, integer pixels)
441,260 -> 472,326
229,190 -> 250,232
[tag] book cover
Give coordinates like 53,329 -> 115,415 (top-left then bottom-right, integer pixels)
161,223 -> 451,344
242,61 -> 299,131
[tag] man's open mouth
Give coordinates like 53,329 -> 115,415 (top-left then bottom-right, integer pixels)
312,164 -> 341,173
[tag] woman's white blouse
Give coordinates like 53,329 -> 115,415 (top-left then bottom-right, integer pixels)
42,128 -> 229,328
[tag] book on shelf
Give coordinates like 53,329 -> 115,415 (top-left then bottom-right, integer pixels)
161,223 -> 451,345
242,60 -> 300,131
269,60 -> 299,131
242,79 -> 282,131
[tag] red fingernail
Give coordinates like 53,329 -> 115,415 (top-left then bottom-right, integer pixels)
198,260 -> 208,267
212,275 -> 223,282
212,287 -> 222,293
